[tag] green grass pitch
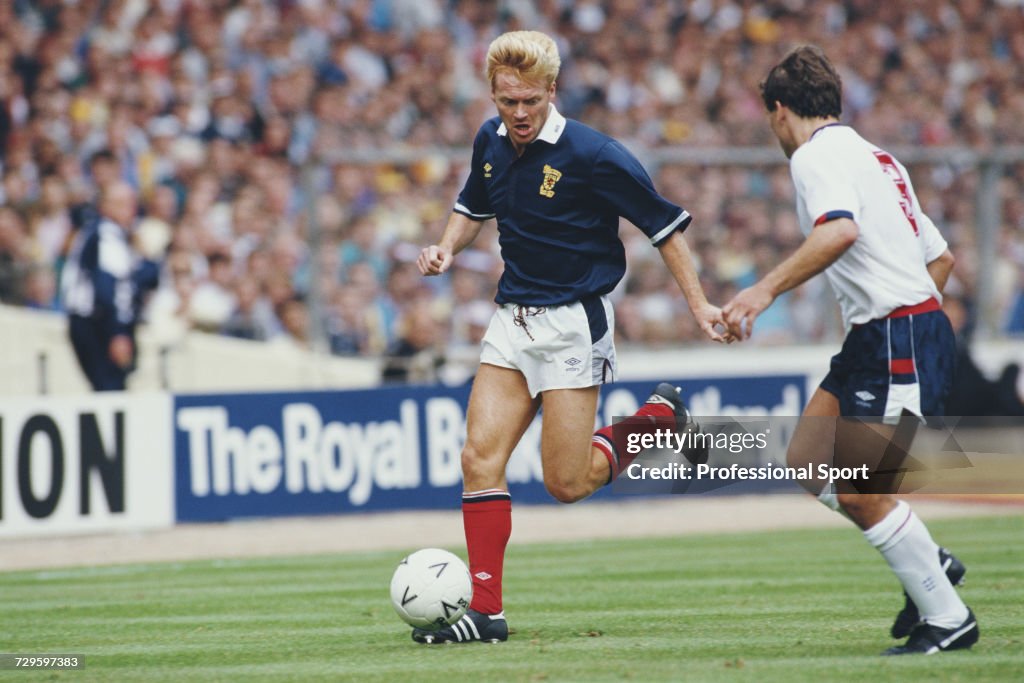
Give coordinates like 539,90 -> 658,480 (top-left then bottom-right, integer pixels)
1,514 -> 1021,682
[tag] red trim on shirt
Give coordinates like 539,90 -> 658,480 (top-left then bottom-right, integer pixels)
814,210 -> 855,226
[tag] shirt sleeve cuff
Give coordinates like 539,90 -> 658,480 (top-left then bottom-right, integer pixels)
649,211 -> 692,247
813,210 -> 854,226
453,203 -> 496,221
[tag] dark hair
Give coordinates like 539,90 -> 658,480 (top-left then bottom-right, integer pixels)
760,45 -> 842,118
89,149 -> 117,166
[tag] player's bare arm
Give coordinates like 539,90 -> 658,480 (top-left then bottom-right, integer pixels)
657,230 -> 731,343
417,212 -> 487,276
723,217 -> 858,339
926,249 -> 955,294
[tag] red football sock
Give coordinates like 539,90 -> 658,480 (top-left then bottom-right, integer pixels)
634,402 -> 675,420
593,401 -> 676,482
462,489 -> 512,615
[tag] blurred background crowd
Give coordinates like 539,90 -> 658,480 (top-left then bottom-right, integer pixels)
1,0 -> 1023,384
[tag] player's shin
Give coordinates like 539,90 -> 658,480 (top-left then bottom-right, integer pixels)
862,500 -> 969,629
593,383 -> 690,483
462,489 -> 512,615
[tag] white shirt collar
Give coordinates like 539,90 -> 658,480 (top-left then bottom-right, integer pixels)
496,104 -> 566,145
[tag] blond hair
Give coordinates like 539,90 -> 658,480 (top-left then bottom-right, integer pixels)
485,31 -> 561,89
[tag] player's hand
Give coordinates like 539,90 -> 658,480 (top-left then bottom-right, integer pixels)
693,302 -> 735,344
109,335 -> 134,368
417,245 -> 452,276
722,285 -> 774,340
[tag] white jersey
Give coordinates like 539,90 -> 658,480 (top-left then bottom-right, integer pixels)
790,124 -> 947,330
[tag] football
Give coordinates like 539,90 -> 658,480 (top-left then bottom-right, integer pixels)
389,548 -> 473,630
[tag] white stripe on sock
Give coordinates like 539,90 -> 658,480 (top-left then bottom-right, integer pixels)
463,488 -> 509,499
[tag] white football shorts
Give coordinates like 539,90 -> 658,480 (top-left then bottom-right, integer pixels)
479,295 -> 617,398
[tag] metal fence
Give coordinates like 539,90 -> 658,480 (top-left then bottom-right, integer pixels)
644,144 -> 1024,339
305,144 -> 1024,349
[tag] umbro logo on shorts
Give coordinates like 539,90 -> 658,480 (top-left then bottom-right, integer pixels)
855,390 -> 876,401
475,572 -> 493,581
564,357 -> 582,366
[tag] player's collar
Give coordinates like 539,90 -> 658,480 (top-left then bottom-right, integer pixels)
535,104 -> 566,143
496,104 -> 567,144
809,121 -> 843,141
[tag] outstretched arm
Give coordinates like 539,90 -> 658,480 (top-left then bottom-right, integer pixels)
723,217 -> 858,340
657,230 -> 730,343
417,212 -> 487,276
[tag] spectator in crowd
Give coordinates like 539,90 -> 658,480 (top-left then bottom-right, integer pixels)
144,246 -> 197,344
326,282 -> 370,355
21,263 -> 59,310
272,294 -> 312,351
0,207 -> 30,302
189,250 -> 236,332
68,150 -> 121,230
222,274 -> 278,342
0,0 -> 1022,372
29,173 -> 73,267
381,305 -> 445,385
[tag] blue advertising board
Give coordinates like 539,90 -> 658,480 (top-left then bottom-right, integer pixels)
173,376 -> 806,522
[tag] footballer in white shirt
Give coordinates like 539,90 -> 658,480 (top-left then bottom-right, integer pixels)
723,45 -> 977,656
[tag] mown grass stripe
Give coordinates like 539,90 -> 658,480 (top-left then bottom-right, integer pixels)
0,515 -> 1020,683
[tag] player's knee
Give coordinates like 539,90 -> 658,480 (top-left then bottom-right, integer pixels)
460,442 -> 500,483
544,476 -> 588,504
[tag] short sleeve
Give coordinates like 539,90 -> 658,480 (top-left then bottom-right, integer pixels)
454,127 -> 496,221
791,147 -> 860,227
591,140 -> 690,246
916,212 -> 948,262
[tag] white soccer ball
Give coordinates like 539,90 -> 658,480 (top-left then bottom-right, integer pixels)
390,548 -> 473,630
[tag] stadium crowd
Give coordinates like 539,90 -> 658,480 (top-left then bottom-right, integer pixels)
1,0 -> 1023,381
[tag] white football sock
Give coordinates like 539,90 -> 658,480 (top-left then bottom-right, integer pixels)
816,485 -> 851,520
862,501 -> 968,629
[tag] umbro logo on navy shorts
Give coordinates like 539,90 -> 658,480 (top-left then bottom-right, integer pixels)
820,301 -> 955,419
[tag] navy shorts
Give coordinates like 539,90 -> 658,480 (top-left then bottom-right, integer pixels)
820,299 -> 955,419
69,315 -> 131,391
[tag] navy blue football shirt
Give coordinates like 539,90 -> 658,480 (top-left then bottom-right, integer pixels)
454,105 -> 691,306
